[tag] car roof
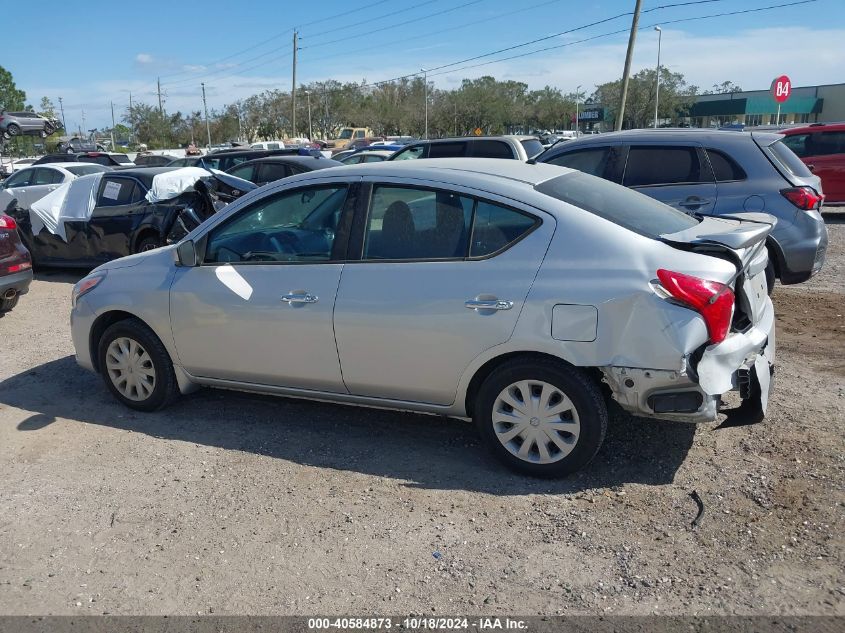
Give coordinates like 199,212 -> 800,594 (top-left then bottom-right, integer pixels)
33,162 -> 102,169
241,155 -> 342,166
781,121 -> 845,134
541,128 -> 784,151
296,157 -> 572,187
105,166 -> 178,187
413,135 -> 536,144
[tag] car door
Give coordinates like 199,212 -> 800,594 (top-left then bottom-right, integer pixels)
801,131 -> 845,202
333,179 -> 554,405
622,144 -> 717,214
84,176 -> 146,261
169,180 -> 357,390
0,168 -> 35,205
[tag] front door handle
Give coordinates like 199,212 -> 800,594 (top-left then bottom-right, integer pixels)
282,292 -> 318,304
465,299 -> 513,311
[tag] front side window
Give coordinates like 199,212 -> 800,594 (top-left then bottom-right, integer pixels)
227,164 -> 255,181
364,186 -> 472,260
97,179 -> 141,207
205,186 -> 347,264
256,162 -> 290,184
391,145 -> 424,160
623,146 -> 708,187
3,169 -> 32,188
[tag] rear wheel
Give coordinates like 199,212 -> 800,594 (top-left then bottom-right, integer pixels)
135,235 -> 160,253
0,292 -> 19,313
474,358 -> 607,477
43,123 -> 54,136
765,260 -> 776,296
97,318 -> 178,411
7,124 -> 20,137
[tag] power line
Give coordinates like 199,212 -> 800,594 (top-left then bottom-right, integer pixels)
300,0 -> 486,50
426,0 -> 818,80
357,0 -> 811,88
302,0 -> 440,40
304,0 -> 568,65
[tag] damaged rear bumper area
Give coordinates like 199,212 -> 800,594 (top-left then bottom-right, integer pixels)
601,304 -> 775,424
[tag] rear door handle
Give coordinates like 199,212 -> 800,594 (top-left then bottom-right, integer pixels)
465,299 -> 513,311
282,292 -> 318,304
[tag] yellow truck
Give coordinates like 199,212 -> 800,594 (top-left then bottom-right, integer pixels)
327,127 -> 375,151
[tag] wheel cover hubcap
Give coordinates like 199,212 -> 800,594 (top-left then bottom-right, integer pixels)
106,337 -> 156,401
492,380 -> 581,464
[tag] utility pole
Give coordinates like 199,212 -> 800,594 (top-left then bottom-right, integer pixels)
110,101 -> 116,150
421,68 -> 428,139
291,30 -> 298,138
157,77 -> 163,116
653,26 -> 662,128
128,91 -> 134,144
58,96 -> 66,131
616,0 -> 643,131
575,84 -> 582,135
305,91 -> 313,141
81,109 -> 86,138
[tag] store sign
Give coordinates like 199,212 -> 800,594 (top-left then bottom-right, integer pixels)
578,108 -> 603,121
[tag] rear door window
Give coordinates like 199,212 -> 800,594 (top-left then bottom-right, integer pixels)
429,142 -> 468,158
705,149 -> 747,182
813,131 -> 845,156
257,162 -> 291,184
227,164 -> 255,181
469,140 -> 514,159
97,178 -> 140,207
623,146 -> 709,187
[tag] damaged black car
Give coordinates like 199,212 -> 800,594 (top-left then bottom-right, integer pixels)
5,167 -> 255,268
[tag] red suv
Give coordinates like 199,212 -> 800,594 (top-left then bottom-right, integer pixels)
781,122 -> 845,204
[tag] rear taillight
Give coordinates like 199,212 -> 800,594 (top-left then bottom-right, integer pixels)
781,186 -> 823,210
0,215 -> 16,230
7,262 -> 31,273
657,269 -> 735,344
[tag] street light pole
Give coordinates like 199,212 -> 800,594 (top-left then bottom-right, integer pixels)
653,26 -> 662,128
575,84 -> 582,135
421,68 -> 428,139
305,90 -> 313,141
201,83 -> 212,148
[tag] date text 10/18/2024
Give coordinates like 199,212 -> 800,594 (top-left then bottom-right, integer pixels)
308,617 -> 529,630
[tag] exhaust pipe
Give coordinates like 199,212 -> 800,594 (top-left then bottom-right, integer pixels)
2,288 -> 16,300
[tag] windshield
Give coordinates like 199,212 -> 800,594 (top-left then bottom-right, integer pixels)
338,129 -> 353,140
65,164 -> 109,176
521,139 -> 545,158
535,171 -> 699,239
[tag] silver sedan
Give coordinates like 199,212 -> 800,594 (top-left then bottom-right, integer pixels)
70,159 -> 775,477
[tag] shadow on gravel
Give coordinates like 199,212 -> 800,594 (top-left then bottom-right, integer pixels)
1,356 -> 696,494
33,268 -> 89,284
821,210 -> 845,224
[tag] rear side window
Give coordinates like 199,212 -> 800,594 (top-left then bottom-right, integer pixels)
97,179 -> 140,207
391,145 -> 424,160
520,139 -> 545,158
470,140 -> 514,159
33,168 -> 63,185
429,142 -> 467,158
767,139 -> 813,178
705,149 -> 746,182
623,146 -> 708,187
471,202 -> 537,257
546,147 -> 613,178
536,171 -> 698,239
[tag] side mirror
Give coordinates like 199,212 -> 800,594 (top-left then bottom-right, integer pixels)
176,239 -> 198,267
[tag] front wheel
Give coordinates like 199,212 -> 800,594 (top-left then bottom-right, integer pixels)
474,358 -> 607,477
135,235 -> 160,253
7,124 -> 20,137
98,318 -> 178,411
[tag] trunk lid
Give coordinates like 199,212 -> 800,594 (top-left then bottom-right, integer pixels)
660,214 -> 774,328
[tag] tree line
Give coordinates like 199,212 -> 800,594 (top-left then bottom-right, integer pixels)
0,63 -> 741,152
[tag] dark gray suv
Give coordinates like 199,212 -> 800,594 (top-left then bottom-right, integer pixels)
536,129 -> 828,286
0,111 -> 60,139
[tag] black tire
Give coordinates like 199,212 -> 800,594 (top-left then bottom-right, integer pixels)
135,235 -> 160,253
474,357 -> 607,477
43,123 -> 54,136
97,318 -> 178,412
765,260 -> 776,296
0,293 -> 19,313
7,124 -> 20,137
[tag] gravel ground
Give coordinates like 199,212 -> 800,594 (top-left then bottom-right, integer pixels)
0,216 -> 842,616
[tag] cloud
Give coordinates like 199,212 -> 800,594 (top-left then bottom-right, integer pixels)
135,53 -> 154,64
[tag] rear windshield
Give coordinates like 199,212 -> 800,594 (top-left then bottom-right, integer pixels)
535,171 -> 698,239
767,139 -> 813,178
65,164 -> 109,176
520,138 -> 545,158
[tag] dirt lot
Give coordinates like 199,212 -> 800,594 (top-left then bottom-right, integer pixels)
0,216 -> 843,616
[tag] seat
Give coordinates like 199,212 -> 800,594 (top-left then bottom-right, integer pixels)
371,200 -> 415,259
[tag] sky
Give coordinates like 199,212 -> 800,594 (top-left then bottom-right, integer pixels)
4,0 -> 845,132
